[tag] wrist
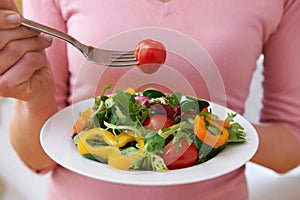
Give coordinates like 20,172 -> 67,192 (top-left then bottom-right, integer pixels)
14,95 -> 58,120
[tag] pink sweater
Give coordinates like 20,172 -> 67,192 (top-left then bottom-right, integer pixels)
23,0 -> 300,199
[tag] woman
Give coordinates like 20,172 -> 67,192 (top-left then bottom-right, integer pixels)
0,0 -> 300,199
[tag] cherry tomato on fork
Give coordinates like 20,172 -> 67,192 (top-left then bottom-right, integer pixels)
135,39 -> 167,73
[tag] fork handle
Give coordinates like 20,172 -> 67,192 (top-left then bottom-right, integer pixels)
21,18 -> 90,57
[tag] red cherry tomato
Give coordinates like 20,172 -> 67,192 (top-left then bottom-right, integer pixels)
135,39 -> 167,74
202,107 -> 209,112
143,114 -> 174,130
162,138 -> 198,170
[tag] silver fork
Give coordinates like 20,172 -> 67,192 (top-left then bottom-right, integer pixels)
21,18 -> 138,67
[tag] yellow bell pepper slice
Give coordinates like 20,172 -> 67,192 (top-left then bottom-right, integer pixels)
77,128 -> 144,170
124,87 -> 136,95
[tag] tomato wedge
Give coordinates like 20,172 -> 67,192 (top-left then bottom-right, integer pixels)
162,138 -> 198,170
143,114 -> 174,130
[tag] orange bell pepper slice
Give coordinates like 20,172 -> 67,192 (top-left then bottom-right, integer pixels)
73,107 -> 93,133
194,115 -> 229,149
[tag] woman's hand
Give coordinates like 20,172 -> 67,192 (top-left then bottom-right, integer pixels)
251,123 -> 300,174
0,1 -> 55,103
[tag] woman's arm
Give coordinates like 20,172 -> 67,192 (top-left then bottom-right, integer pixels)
11,0 -> 69,173
10,98 -> 58,173
0,0 -> 69,173
250,0 -> 300,173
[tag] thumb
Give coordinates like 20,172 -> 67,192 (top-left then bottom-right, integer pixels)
0,10 -> 22,29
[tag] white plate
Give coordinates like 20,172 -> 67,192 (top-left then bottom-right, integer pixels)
41,98 -> 259,186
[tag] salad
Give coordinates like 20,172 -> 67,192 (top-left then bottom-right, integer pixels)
72,84 -> 246,171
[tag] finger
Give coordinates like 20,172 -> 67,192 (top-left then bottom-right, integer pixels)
0,51 -> 51,100
0,9 -> 21,29
17,52 -> 49,84
0,0 -> 18,10
0,34 -> 53,74
0,26 -> 41,49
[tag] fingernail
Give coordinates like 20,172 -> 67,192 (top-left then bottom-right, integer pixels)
42,34 -> 53,43
7,13 -> 21,24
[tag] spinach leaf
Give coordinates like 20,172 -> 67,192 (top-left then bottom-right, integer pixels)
193,135 -> 225,163
83,154 -> 108,164
142,88 -> 165,98
144,131 -> 165,152
181,96 -> 209,115
110,90 -> 149,127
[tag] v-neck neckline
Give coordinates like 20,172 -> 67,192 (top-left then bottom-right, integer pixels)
145,0 -> 193,15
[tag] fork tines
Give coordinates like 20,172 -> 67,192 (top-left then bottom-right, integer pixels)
109,51 -> 138,67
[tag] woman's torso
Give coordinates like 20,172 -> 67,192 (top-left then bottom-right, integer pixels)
24,0 -> 287,199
